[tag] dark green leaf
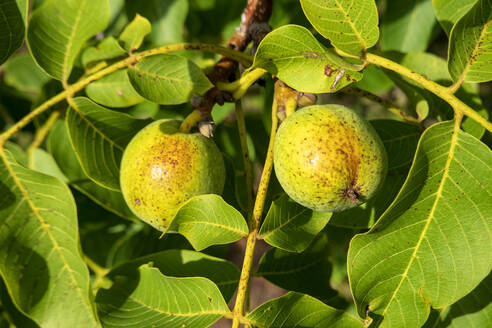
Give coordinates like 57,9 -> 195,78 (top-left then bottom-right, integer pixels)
432,0 -> 476,36
300,0 -> 379,56
128,54 -> 213,105
348,121 -> 492,327
381,0 -> 438,53
108,249 -> 239,301
169,194 -> 249,251
448,0 -> 492,83
66,96 -> 150,190
0,149 -> 99,327
85,69 -> 144,108
27,0 -> 110,81
247,292 -> 364,328
0,0 -> 25,65
119,14 -> 151,52
257,234 -> 337,303
252,25 -> 363,93
258,194 -> 331,253
97,264 -> 229,328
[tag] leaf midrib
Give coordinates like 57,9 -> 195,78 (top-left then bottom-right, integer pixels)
62,0 -> 86,81
259,207 -> 310,239
333,0 -> 367,50
0,149 -> 97,325
381,120 -> 460,316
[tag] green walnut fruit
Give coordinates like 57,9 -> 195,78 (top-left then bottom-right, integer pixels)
120,119 -> 225,231
273,104 -> 387,212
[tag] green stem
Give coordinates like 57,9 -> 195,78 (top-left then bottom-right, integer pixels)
179,110 -> 203,133
365,53 -> 492,133
235,100 -> 254,218
342,86 -> 420,124
0,43 -> 253,149
217,68 -> 267,100
232,98 -> 279,328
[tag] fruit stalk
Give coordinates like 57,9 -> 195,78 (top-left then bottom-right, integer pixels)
232,97 -> 279,328
365,53 -> 492,133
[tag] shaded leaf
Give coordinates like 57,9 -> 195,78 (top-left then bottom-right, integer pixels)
258,194 -> 331,253
354,65 -> 394,94
27,0 -> 110,81
81,36 -> 126,68
169,194 -> 249,251
0,0 -> 25,65
66,97 -> 150,190
300,0 -> 379,56
423,272 -> 492,327
0,149 -> 99,327
108,249 -> 239,301
119,14 -> 151,52
257,234 -> 337,303
2,53 -> 51,98
85,69 -> 144,108
448,0 -> 492,83
48,120 -> 136,219
29,148 -> 68,182
381,0 -> 438,53
128,54 -> 213,105
252,25 -> 363,93
348,121 -> 492,327
97,264 -> 229,328
432,0 -> 476,36
247,292 -> 363,328
330,120 -> 421,229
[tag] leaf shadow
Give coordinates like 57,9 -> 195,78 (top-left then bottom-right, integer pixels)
0,179 -> 16,210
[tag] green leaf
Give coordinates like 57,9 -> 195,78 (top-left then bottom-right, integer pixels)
108,249 -> 239,301
27,0 -> 110,81
381,0 -> 438,53
81,36 -> 126,68
0,279 -> 37,328
348,121 -> 492,327
252,25 -> 363,93
2,53 -> 51,98
257,234 -> 337,302
448,0 -> 492,83
66,97 -> 150,190
119,14 -> 151,52
0,0 -> 25,65
423,272 -> 492,327
97,263 -> 229,328
125,0 -> 188,44
0,149 -> 99,327
330,120 -> 421,229
85,69 -> 145,108
169,194 -> 249,251
432,0 -> 476,36
128,54 -> 213,105
354,65 -> 394,94
246,292 -> 364,328
29,148 -> 68,182
300,0 -> 379,56
258,194 -> 331,253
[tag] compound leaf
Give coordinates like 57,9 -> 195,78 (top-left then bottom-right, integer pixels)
252,25 -> 363,93
27,0 -> 110,81
0,149 -> 99,327
128,54 -> 213,105
66,97 -> 150,190
348,121 -> 492,327
246,292 -> 363,328
169,194 -> 249,251
86,69 -> 145,108
448,0 -> 492,83
300,0 -> 379,56
258,194 -> 331,253
97,263 -> 229,328
108,249 -> 239,301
